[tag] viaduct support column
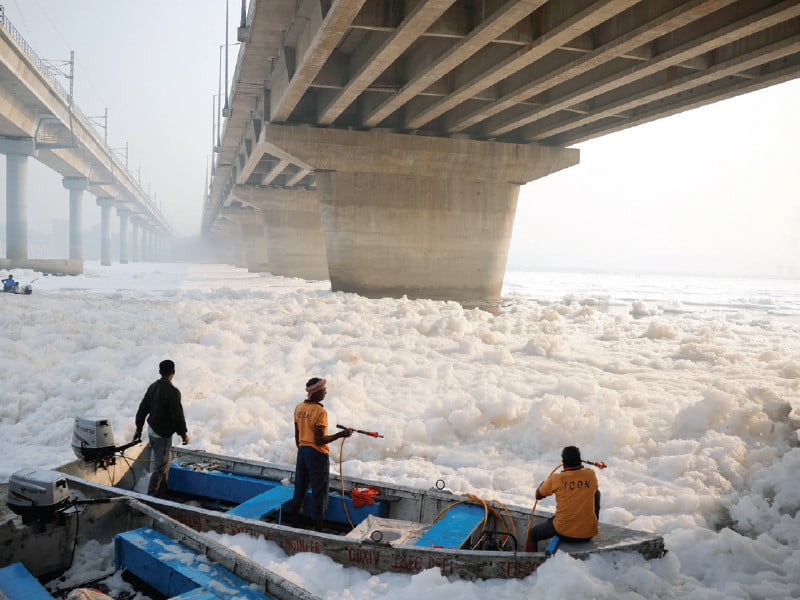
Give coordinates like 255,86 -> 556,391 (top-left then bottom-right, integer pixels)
62,177 -> 89,261
0,138 -> 35,260
130,218 -> 140,262
211,220 -> 247,266
139,227 -> 150,262
96,198 -> 115,266
117,207 -> 130,264
231,185 -> 328,280
220,206 -> 269,273
150,231 -> 158,262
260,126 -> 579,302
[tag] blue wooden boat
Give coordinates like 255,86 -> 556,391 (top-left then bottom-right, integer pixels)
52,443 -> 666,580
0,476 -> 317,600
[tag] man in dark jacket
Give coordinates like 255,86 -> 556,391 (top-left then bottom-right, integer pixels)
133,359 -> 188,497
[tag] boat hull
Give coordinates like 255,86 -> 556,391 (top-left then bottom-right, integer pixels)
52,445 -> 666,581
0,486 -> 317,600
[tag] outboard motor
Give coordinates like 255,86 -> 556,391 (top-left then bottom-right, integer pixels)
6,469 -> 71,525
72,416 -> 139,464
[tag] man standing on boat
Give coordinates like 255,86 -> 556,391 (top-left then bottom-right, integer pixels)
133,359 -> 189,498
284,377 -> 353,530
525,446 -> 600,552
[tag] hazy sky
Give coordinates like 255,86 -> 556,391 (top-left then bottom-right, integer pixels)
1,1 -> 798,278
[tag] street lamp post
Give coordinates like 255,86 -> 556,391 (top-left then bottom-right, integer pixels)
217,42 -> 240,148
223,0 -> 230,116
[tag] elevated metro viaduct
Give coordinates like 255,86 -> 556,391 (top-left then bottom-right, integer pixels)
204,0 -> 800,302
0,12 -> 172,273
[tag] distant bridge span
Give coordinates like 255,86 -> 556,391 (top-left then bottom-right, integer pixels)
205,0 -> 800,302
0,11 -> 172,272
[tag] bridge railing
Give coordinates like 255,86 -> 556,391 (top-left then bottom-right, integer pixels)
0,8 -> 168,230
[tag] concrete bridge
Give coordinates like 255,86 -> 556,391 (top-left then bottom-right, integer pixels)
209,0 -> 796,302
0,10 -> 172,274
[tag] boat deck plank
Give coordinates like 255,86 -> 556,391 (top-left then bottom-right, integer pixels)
0,562 -> 54,599
415,503 -> 486,549
228,485 -> 295,519
115,527 -> 273,600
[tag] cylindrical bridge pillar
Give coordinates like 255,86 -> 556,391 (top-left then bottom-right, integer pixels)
117,207 -> 131,264
0,138 -> 36,260
96,197 -> 116,266
63,177 -> 90,261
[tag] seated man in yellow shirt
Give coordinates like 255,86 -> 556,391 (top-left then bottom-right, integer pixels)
525,446 -> 601,552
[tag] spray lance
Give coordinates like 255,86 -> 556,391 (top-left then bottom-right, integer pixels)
336,424 -> 384,438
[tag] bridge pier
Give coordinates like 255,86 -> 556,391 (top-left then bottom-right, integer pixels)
130,218 -> 140,262
0,138 -> 35,260
211,219 -> 247,267
220,206 -> 269,272
231,186 -> 328,281
117,207 -> 131,264
96,197 -> 115,266
141,227 -> 149,262
62,177 -> 89,262
261,126 -> 578,301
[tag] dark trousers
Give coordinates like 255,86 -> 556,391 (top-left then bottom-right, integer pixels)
285,445 -> 330,524
526,490 -> 601,552
148,435 -> 173,497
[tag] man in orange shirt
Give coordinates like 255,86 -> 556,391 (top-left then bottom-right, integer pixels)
283,378 -> 353,530
525,446 -> 601,552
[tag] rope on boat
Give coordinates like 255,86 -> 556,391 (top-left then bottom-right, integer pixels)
524,463 -> 562,550
430,494 -> 516,550
338,437 -> 356,528
338,432 -> 384,529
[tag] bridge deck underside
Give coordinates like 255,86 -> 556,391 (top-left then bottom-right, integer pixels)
208,0 -> 799,229
277,0 -> 800,145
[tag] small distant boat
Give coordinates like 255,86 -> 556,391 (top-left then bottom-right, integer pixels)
0,471 -> 317,600
1,283 -> 32,295
53,440 -> 666,581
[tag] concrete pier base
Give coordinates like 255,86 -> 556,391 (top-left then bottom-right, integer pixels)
317,171 -> 519,301
0,258 -> 83,275
232,185 -> 328,281
259,125 -> 579,301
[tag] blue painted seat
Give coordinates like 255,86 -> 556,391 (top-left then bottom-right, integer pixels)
0,562 -> 54,599
115,528 -> 272,599
415,503 -> 486,549
168,463 -> 389,524
227,484 -> 295,519
168,463 -> 273,504
169,590 -> 219,599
